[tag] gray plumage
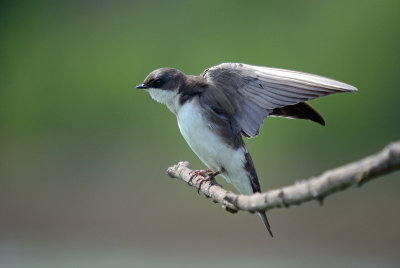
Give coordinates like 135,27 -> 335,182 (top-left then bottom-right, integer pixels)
201,63 -> 357,137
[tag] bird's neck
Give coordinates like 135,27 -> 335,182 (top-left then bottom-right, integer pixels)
165,93 -> 182,115
177,75 -> 207,107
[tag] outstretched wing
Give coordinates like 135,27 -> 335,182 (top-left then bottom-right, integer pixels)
202,63 -> 357,137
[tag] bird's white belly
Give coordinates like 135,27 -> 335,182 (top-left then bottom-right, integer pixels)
177,99 -> 249,190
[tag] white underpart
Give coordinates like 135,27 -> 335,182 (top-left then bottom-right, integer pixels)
147,88 -> 180,114
146,88 -> 254,194
178,99 -> 253,195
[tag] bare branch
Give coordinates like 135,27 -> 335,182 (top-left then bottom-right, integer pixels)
167,141 -> 400,213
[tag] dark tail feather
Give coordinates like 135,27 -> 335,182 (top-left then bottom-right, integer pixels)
258,212 -> 273,237
270,102 -> 325,126
243,152 -> 274,237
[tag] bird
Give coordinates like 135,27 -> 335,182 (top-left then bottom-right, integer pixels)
136,63 -> 357,237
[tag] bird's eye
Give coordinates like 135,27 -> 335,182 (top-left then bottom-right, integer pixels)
153,79 -> 163,87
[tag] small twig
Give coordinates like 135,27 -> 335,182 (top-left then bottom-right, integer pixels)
167,141 -> 400,213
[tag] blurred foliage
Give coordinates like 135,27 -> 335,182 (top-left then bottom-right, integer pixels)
0,0 -> 399,267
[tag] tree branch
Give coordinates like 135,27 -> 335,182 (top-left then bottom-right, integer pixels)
167,141 -> 400,214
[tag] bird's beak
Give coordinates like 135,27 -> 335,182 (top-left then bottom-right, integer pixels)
136,84 -> 149,89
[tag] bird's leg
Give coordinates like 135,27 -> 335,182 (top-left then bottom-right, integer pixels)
188,169 -> 212,185
197,168 -> 225,193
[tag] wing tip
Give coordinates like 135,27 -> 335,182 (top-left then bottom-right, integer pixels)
344,84 -> 358,92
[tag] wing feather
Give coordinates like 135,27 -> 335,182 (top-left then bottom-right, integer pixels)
249,81 -> 317,99
203,63 -> 357,137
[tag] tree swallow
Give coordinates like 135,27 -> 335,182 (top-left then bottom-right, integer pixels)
136,63 -> 357,237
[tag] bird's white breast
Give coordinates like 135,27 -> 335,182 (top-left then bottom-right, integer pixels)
177,98 -> 251,193
177,99 -> 224,171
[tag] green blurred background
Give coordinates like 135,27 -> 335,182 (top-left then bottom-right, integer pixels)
1,0 -> 399,267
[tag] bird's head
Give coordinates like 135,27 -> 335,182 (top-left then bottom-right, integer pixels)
136,68 -> 185,105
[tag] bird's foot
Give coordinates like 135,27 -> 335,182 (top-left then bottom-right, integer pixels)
196,169 -> 225,194
188,169 -> 212,185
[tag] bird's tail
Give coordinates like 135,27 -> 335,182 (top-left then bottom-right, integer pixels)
257,212 -> 273,237
237,151 -> 274,237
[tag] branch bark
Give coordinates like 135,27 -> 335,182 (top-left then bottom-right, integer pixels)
167,141 -> 400,214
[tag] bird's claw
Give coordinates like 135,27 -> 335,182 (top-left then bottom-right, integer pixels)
196,175 -> 213,193
188,169 -> 212,185
189,169 -> 224,193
